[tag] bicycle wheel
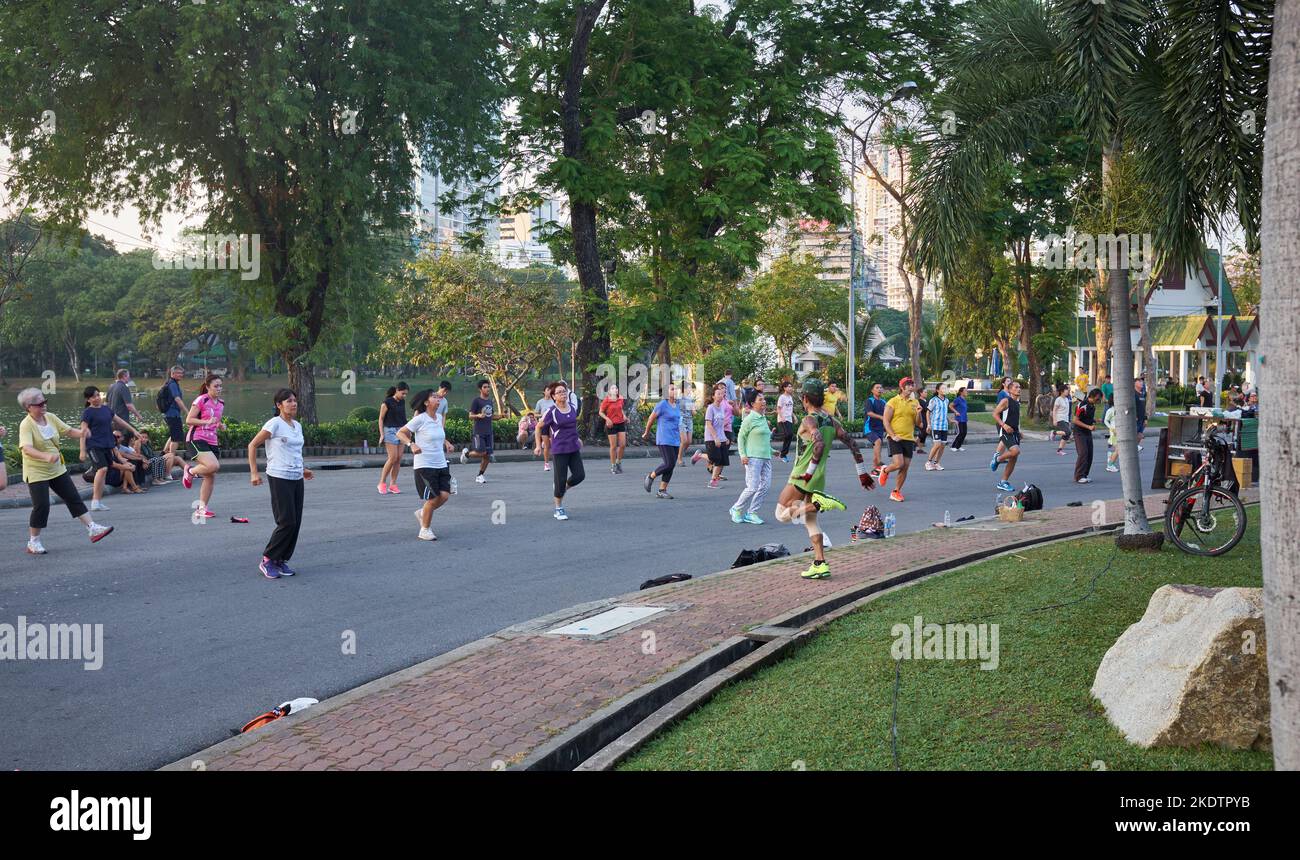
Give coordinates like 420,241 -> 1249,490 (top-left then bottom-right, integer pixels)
1164,485 -> 1247,557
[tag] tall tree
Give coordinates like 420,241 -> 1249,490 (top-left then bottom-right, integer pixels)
750,252 -> 843,367
0,0 -> 505,421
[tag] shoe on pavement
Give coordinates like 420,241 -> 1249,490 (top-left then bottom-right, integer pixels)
656,490 -> 674,499
996,480 -> 1015,492
644,473 -> 654,493
889,490 -> 905,503
460,448 -> 469,464
615,463 -> 623,474
554,507 -> 569,521
543,462 -> 551,471
708,479 -> 721,489
989,453 -> 1000,472
259,556 -> 280,579
611,465 -> 618,475
277,561 -> 297,576
475,474 -> 486,484
691,451 -> 704,466
810,491 -> 845,512
90,500 -> 109,512
88,523 -> 113,543
26,538 -> 47,555
800,560 -> 831,580
933,463 -> 944,471
388,484 -> 401,494
730,506 -> 743,524
418,528 -> 437,541
924,461 -> 935,471
182,464 -> 193,489
1057,449 -> 1067,456
742,513 -> 764,525
378,482 -> 388,495
1077,477 -> 1093,484
1106,465 -> 1119,472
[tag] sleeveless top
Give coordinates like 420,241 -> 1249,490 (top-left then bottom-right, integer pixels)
789,412 -> 835,493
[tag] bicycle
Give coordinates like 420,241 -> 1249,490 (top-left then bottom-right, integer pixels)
1163,427 -> 1247,556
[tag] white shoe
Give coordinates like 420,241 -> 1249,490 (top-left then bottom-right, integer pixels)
460,448 -> 469,464
1106,465 -> 1119,472
475,474 -> 486,484
26,538 -> 47,555
417,528 -> 437,541
924,461 -> 935,471
933,463 -> 944,471
87,523 -> 114,542
1077,477 -> 1092,484
90,500 -> 109,512
554,507 -> 569,521
1137,445 -> 1144,452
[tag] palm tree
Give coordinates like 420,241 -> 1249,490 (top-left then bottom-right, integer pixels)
909,0 -> 1271,544
819,307 -> 902,369
918,318 -> 954,381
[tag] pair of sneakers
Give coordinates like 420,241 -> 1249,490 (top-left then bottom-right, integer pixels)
26,522 -> 114,555
377,482 -> 401,494
258,557 -> 297,579
729,507 -> 764,525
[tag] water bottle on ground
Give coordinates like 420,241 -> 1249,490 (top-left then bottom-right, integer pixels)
884,513 -> 896,538
944,510 -> 951,527
851,526 -> 859,544
450,477 -> 458,495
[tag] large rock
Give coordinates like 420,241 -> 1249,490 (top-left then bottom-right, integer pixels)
1091,585 -> 1270,750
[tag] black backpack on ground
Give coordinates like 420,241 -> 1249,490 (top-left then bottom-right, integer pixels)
731,543 -> 791,568
1016,484 -> 1044,511
639,573 -> 692,590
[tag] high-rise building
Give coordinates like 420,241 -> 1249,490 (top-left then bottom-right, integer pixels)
497,197 -> 567,267
855,143 -> 938,311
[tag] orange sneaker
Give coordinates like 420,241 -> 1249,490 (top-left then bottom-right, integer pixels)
889,490 -> 905,503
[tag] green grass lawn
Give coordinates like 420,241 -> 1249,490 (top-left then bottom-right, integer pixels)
621,511 -> 1267,771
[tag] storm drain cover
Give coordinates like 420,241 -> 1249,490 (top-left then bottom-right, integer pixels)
547,605 -> 666,637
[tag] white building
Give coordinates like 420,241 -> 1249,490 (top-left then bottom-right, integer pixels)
856,143 -> 938,311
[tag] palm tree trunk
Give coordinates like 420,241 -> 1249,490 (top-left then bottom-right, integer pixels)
1093,286 -> 1110,382
1102,144 -> 1154,543
1260,0 -> 1299,771
1135,283 -> 1157,417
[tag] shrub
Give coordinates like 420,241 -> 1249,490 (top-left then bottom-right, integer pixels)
447,407 -> 469,421
964,399 -> 987,413
347,406 -> 380,422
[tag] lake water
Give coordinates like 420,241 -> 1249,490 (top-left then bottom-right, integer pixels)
0,375 -> 553,432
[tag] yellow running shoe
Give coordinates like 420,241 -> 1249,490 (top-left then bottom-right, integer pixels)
801,560 -> 831,580
810,491 -> 846,513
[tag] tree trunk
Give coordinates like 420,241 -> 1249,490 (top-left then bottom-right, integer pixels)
900,267 -> 922,382
1101,144 -> 1152,540
1260,0 -> 1299,771
1020,312 -> 1045,418
287,357 -> 318,424
1135,284 -> 1158,418
1093,286 -> 1111,383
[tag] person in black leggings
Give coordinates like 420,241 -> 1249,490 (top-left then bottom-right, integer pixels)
641,384 -> 682,498
538,382 -> 585,520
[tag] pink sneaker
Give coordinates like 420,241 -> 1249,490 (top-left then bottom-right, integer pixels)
544,462 -> 551,471
708,479 -> 720,489
691,451 -> 704,466
388,484 -> 401,494
377,482 -> 388,495
182,464 -> 193,489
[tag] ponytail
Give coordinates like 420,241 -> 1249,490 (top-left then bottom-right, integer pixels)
385,386 -> 397,399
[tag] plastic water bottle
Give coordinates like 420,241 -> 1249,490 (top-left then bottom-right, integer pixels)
944,510 -> 951,527
450,476 -> 458,495
851,526 -> 859,544
884,513 -> 896,538
362,439 -> 369,454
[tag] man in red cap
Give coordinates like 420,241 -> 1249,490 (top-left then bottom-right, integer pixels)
878,377 -> 920,502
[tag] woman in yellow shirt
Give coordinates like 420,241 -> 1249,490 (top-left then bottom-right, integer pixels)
15,387 -> 114,555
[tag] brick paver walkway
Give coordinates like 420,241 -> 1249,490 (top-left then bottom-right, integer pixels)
174,493 -> 1224,771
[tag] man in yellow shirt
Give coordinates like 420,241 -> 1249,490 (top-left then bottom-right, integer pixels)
823,382 -> 843,419
878,377 -> 920,502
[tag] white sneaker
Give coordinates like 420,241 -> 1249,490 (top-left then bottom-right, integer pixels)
475,474 -> 486,484
1077,477 -> 1093,484
90,500 -> 109,512
933,463 -> 945,471
417,528 -> 437,541
26,538 -> 47,555
924,461 -> 935,471
87,523 -> 114,542
554,507 -> 569,521
460,448 -> 469,464
1137,445 -> 1144,452
1106,465 -> 1119,472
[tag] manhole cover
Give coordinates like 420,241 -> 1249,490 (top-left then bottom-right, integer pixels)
547,605 -> 666,637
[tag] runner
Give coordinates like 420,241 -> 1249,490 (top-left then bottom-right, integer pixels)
247,388 -> 314,579
79,385 -> 138,512
776,380 -> 797,463
774,378 -> 874,580
398,388 -> 457,541
461,379 -> 504,483
989,379 -> 1023,492
916,386 -> 930,449
182,374 -> 225,518
949,386 -> 969,453
16,387 -> 113,554
1072,388 -> 1102,483
924,383 -> 955,471
161,365 -> 188,464
538,381 -> 584,520
879,377 -> 919,502
1052,382 -> 1073,455
691,383 -> 731,488
864,382 -> 888,471
641,383 -> 681,498
676,380 -> 697,466
599,384 -> 628,474
377,382 -> 409,494
1104,400 -> 1120,472
730,388 -> 774,524
534,381 -> 558,472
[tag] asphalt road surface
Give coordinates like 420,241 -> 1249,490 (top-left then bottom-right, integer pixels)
0,437 -> 1158,769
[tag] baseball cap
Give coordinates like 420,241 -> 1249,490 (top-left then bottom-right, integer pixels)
898,377 -> 914,389
800,377 -> 825,397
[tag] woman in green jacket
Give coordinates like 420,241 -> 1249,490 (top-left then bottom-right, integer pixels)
729,389 -> 774,524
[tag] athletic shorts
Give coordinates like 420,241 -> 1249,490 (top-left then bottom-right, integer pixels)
472,433 -> 494,453
888,439 -> 915,459
930,429 -> 948,442
606,422 -> 627,435
84,447 -> 114,479
1055,420 -> 1072,440
706,439 -> 730,467
866,429 -> 885,444
999,430 -> 1022,449
190,439 -> 216,456
382,426 -> 401,445
165,415 -> 186,443
414,467 -> 452,499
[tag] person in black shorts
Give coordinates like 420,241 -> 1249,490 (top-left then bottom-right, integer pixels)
162,365 -> 188,467
989,379 -> 1022,492
461,379 -> 504,484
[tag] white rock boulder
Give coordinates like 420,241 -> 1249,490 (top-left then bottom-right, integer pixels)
1091,585 -> 1270,750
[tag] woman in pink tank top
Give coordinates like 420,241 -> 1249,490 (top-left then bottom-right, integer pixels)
182,374 -> 226,518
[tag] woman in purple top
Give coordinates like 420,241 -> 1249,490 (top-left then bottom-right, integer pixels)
691,383 -> 732,488
538,381 -> 585,521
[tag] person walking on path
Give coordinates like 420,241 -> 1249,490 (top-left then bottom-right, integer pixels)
989,380 -> 1023,492
949,387 -> 969,453
1072,388 -> 1103,484
247,389 -> 314,579
924,383 -> 956,471
717,370 -> 738,414
878,377 -> 919,502
676,381 -> 698,465
182,374 -> 225,518
539,381 -> 584,520
692,384 -> 732,488
1052,382 -> 1073,455
915,387 -> 930,450
535,382 -> 559,472
642,383 -> 682,498
161,365 -> 188,464
462,379 -> 505,483
730,388 -> 774,524
599,384 -> 628,474
398,388 -> 457,542
775,381 -> 797,463
1133,377 -> 1148,451
106,369 -> 145,427
1104,400 -> 1120,472
377,382 -> 409,494
16,387 -> 113,554
864,382 -> 888,468
79,385 -> 139,512
774,378 -> 874,580
435,380 -> 452,420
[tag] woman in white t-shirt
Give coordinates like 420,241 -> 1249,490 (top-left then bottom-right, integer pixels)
676,382 -> 698,466
398,388 -> 457,541
248,388 -> 313,579
1051,382 -> 1073,455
